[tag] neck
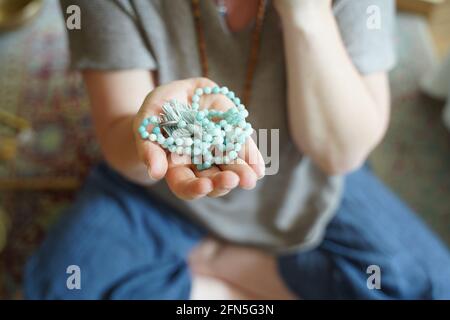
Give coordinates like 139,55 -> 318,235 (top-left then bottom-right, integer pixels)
219,0 -> 260,32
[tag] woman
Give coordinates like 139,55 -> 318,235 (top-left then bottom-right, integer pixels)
25,0 -> 450,299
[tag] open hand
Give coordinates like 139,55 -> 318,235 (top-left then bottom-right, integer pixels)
133,78 -> 265,200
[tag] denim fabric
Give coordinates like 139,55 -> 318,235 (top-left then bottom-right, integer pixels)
24,163 -> 450,299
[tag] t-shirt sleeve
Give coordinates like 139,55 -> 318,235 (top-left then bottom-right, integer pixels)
333,0 -> 397,74
59,0 -> 157,70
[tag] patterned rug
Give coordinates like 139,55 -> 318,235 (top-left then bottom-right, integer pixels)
0,2 -> 448,299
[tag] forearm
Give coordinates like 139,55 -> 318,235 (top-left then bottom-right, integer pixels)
97,115 -> 154,185
280,8 -> 389,174
83,70 -> 157,185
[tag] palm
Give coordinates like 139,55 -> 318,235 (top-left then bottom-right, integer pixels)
134,78 -> 265,200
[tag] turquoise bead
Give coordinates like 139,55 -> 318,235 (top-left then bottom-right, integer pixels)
150,115 -> 159,124
166,137 -> 174,145
157,134 -> 166,144
204,86 -> 212,94
193,147 -> 202,156
149,134 -> 157,142
203,161 -> 212,169
138,85 -> 253,171
227,91 -> 235,99
152,127 -> 161,134
196,111 -> 205,121
184,137 -> 193,146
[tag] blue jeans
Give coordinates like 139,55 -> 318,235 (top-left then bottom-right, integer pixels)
24,163 -> 450,299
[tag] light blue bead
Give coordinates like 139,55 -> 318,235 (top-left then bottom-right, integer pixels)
138,126 -> 146,133
184,137 -> 193,146
204,134 -> 213,142
213,136 -> 224,145
157,133 -> 165,141
143,118 -> 150,126
204,153 -> 213,162
169,145 -> 177,153
234,143 -> 242,152
233,97 -> 241,105
195,88 -> 204,96
184,147 -> 192,155
193,147 -> 202,156
242,110 -> 249,118
140,131 -> 149,139
194,139 -> 202,147
175,138 -> 184,146
237,104 -> 246,112
192,102 -> 200,110
212,86 -> 220,94
192,95 -> 200,103
196,164 -> 204,171
196,111 -> 205,121
203,161 -> 212,169
202,118 -> 210,126
226,91 -> 235,99
179,120 -> 187,128
229,150 -> 238,160
219,120 -> 227,127
166,137 -> 174,145
214,156 -> 223,165
238,135 -> 246,144
204,86 -> 212,94
150,116 -> 159,124
152,127 -> 161,134
245,123 -> 252,130
221,86 -> 229,94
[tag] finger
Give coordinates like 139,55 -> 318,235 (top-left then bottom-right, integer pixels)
241,138 -> 265,179
166,156 -> 213,200
195,166 -> 240,190
135,134 -> 168,180
208,171 -> 240,197
219,158 -> 257,190
166,166 -> 213,200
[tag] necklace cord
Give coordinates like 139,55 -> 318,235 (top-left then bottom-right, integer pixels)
191,0 -> 266,107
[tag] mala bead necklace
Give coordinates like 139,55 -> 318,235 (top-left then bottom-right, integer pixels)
138,1 -> 266,170
138,86 -> 253,170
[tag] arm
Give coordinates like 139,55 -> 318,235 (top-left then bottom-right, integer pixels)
83,71 -> 265,198
275,1 -> 391,175
83,70 -> 160,185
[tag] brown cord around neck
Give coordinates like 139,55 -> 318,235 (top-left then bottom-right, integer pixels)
191,0 -> 266,107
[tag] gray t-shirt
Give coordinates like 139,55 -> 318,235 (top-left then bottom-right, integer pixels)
61,0 -> 396,252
